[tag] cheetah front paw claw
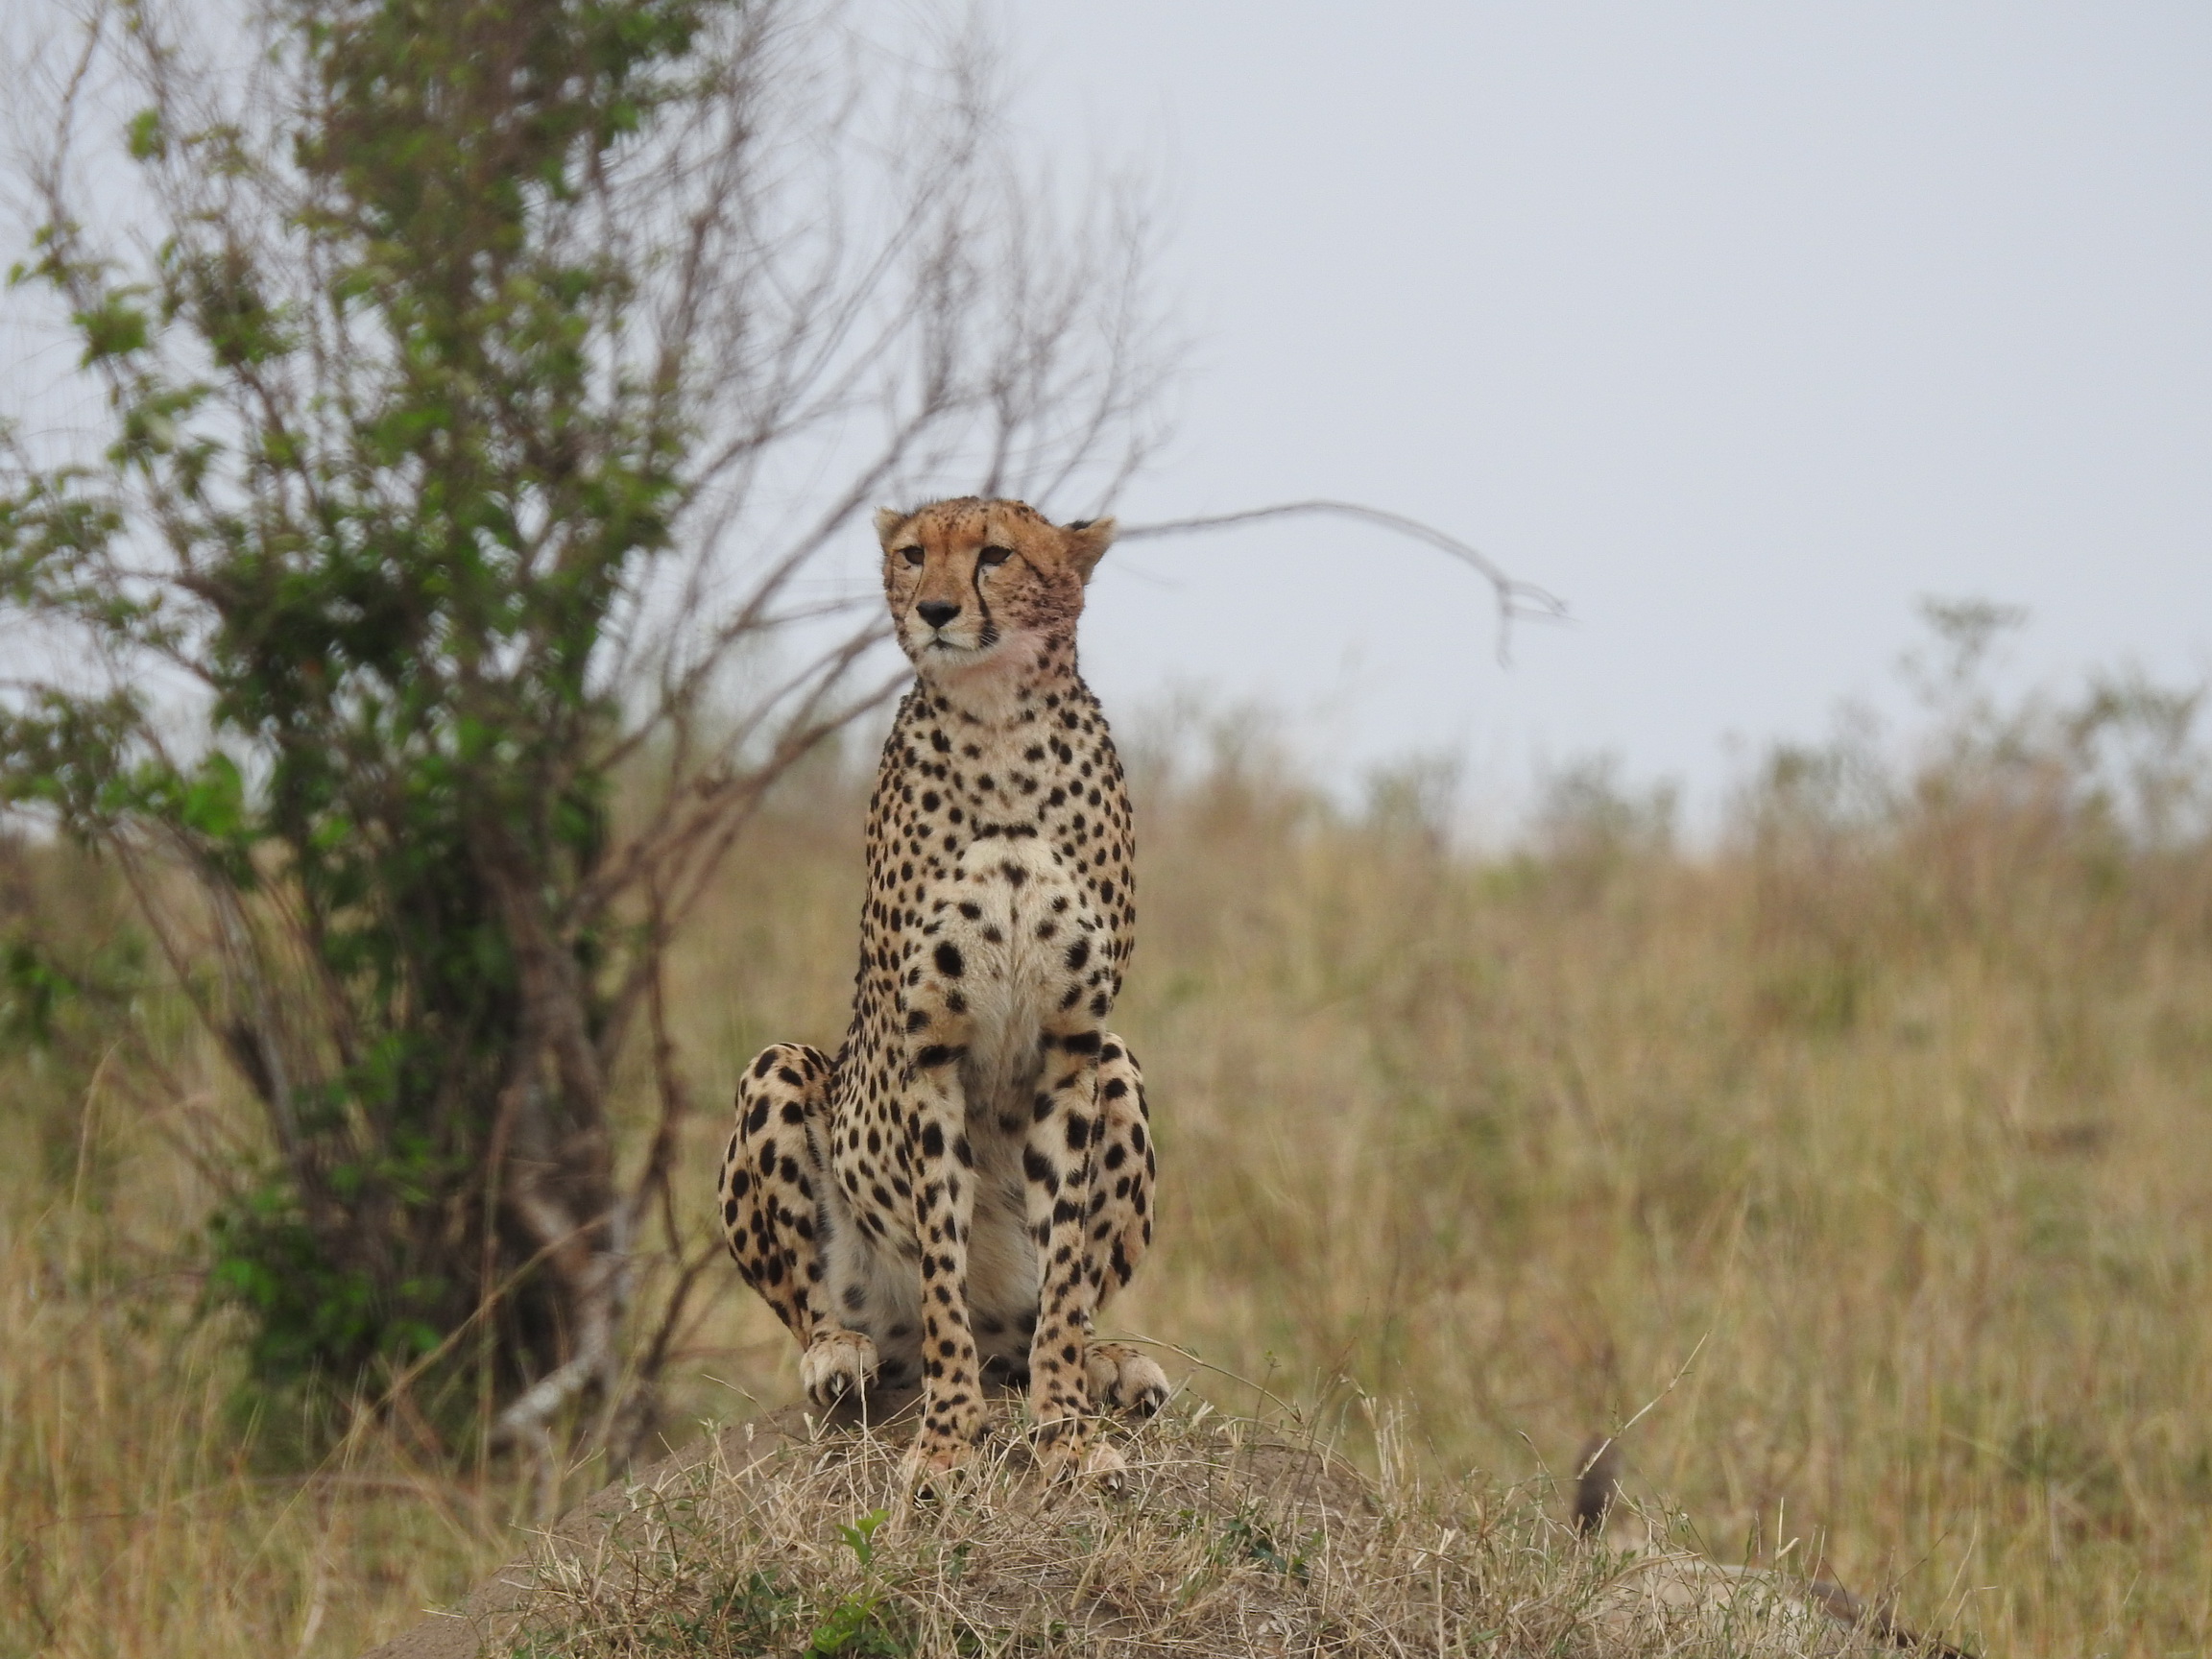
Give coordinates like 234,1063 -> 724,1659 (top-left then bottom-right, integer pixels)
1036,1437 -> 1127,1491
1030,1420 -> 1126,1490
801,1329 -> 879,1408
902,1436 -> 977,1503
1080,1440 -> 1128,1491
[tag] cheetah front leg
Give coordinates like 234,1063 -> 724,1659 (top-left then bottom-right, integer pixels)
719,1043 -> 878,1407
900,1033 -> 990,1478
1080,1036 -> 1169,1416
1021,1019 -> 1128,1481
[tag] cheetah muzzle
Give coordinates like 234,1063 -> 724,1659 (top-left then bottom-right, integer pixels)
716,496 -> 1166,1484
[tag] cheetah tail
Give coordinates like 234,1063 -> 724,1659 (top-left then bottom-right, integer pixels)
1801,1579 -> 1979,1658
1571,1434 -> 1621,1539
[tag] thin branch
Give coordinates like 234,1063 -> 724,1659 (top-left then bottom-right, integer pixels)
1118,500 -> 1569,664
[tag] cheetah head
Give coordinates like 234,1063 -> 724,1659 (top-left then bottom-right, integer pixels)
876,497 -> 1117,679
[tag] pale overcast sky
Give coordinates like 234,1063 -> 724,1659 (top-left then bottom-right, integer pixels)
999,3 -> 2212,821
6,4 -> 2206,829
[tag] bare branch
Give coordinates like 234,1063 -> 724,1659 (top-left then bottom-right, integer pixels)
1119,500 -> 1569,663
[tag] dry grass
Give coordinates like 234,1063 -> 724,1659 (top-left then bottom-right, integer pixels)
0,1034 -> 523,1655
5,679 -> 2211,1656
480,1403 -> 1887,1658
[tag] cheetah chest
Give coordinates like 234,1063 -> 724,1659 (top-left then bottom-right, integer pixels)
828,828 -> 1114,1333
936,831 -> 1109,1129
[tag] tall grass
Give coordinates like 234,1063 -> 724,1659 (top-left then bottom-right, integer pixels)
5,643 -> 2209,1655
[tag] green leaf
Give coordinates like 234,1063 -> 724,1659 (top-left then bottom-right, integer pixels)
74,293 -> 150,363
181,751 -> 245,839
126,108 -> 166,161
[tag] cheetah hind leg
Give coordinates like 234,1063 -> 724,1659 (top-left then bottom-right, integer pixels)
1080,1037 -> 1170,1420
720,1042 -> 879,1408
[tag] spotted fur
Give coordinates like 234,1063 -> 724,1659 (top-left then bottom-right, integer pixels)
716,497 -> 1166,1481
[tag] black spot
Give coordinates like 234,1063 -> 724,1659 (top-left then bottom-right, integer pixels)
934,942 -> 965,978
920,1121 -> 946,1159
1065,1115 -> 1091,1152
1022,1146 -> 1059,1190
1065,938 -> 1091,972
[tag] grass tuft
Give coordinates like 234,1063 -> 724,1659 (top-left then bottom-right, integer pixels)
477,1404 -> 1897,1658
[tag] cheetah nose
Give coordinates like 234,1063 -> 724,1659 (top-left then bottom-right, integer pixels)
916,600 -> 961,630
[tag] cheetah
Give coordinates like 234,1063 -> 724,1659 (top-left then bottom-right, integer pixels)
716,497 -> 1168,1483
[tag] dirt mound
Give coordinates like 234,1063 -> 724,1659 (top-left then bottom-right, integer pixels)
359,1397 -> 1906,1658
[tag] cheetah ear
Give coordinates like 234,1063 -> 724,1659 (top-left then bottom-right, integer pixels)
1062,517 -> 1117,584
874,507 -> 910,550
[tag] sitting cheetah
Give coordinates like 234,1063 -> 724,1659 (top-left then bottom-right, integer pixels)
717,496 -> 1168,1483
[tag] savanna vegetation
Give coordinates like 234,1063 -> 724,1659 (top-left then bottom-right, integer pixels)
3,0 -> 2205,1653
0,0 -> 1164,1470
5,602 -> 2210,1655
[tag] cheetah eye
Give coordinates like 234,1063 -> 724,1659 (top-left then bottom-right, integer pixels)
977,545 -> 1013,568
899,546 -> 925,567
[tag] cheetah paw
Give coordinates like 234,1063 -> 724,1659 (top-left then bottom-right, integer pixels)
1085,1341 -> 1170,1416
1081,1440 -> 1128,1491
801,1329 -> 879,1408
902,1434 -> 977,1503
1034,1428 -> 1126,1491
